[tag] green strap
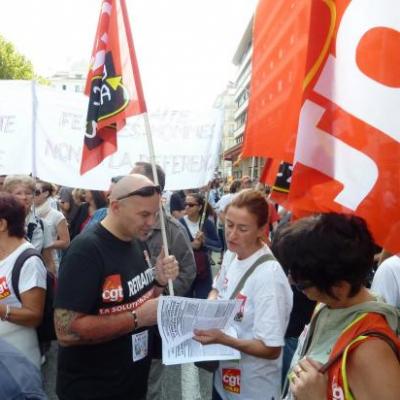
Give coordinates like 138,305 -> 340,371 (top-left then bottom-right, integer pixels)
229,254 -> 275,300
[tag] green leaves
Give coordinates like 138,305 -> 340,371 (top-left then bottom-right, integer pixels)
0,35 -> 34,79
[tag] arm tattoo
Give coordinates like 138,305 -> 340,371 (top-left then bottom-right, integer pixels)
54,308 -> 80,340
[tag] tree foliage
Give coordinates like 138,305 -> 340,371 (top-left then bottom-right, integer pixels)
0,35 -> 35,79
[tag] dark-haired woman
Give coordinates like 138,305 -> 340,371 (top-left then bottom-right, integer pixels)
179,193 -> 221,299
275,213 -> 400,400
69,190 -> 107,239
194,189 -> 293,400
0,193 -> 46,368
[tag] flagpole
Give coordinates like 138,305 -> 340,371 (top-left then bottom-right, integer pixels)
120,0 -> 174,296
143,113 -> 174,296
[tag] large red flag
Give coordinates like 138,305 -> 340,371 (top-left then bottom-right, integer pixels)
244,0 -> 400,254
80,0 -> 146,174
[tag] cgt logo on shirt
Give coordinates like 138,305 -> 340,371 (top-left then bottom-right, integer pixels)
222,368 -> 241,394
0,277 -> 11,300
102,274 -> 124,303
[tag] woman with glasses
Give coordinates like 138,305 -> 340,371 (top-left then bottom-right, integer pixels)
69,190 -> 107,239
193,189 -> 293,400
179,193 -> 221,299
0,192 -> 46,368
275,213 -> 400,400
33,180 -> 70,274
3,175 -> 53,266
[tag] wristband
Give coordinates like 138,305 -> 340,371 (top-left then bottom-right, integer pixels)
131,310 -> 138,330
1,304 -> 10,321
154,279 -> 168,288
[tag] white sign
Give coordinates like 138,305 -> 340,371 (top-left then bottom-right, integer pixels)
0,81 -> 224,190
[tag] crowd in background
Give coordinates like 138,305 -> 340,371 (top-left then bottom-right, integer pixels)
0,169 -> 399,400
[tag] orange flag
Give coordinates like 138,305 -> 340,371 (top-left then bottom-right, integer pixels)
244,0 -> 400,253
80,0 -> 146,174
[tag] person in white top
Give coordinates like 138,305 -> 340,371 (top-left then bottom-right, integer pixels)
0,192 -> 47,368
3,175 -> 53,267
193,189 -> 293,400
34,180 -> 70,274
371,255 -> 400,308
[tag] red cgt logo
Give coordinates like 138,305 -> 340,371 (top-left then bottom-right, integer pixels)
222,368 -> 241,394
102,274 -> 124,303
0,276 -> 11,300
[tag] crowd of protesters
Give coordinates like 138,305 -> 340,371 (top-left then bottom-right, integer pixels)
0,167 -> 399,400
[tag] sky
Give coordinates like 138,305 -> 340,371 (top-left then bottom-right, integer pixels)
0,0 -> 258,110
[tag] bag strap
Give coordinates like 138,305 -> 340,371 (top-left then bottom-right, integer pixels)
319,329 -> 400,373
229,253 -> 275,300
11,247 -> 43,302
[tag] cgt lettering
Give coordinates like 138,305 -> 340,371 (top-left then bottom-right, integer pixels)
102,286 -> 123,302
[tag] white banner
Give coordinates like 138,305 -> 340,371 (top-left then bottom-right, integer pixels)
0,81 -> 223,190
0,81 -> 33,175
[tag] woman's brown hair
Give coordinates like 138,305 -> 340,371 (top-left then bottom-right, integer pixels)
227,189 -> 269,228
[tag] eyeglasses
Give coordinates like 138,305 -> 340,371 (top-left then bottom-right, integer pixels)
288,273 -> 314,292
111,175 -> 125,184
185,202 -> 198,208
34,189 -> 42,196
116,185 -> 161,201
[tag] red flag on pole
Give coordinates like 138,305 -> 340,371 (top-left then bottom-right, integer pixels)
244,0 -> 400,253
80,0 -> 146,174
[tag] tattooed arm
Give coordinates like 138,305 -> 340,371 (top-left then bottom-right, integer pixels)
54,298 -> 159,346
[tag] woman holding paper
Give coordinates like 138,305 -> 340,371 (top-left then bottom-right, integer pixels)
193,189 -> 293,400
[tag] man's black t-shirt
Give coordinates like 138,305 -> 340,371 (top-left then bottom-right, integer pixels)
55,224 -> 156,400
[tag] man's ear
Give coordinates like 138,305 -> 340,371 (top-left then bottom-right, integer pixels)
0,218 -> 8,233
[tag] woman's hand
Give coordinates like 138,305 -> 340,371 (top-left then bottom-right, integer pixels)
193,328 -> 227,345
289,357 -> 327,400
192,239 -> 202,250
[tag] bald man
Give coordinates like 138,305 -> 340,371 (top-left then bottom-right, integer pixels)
54,175 -> 179,400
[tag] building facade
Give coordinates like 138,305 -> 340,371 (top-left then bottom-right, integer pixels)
223,17 -> 265,181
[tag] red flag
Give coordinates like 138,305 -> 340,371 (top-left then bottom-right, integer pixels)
80,0 -> 146,174
244,0 -> 400,253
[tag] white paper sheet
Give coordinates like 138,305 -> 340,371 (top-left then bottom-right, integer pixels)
157,296 -> 242,365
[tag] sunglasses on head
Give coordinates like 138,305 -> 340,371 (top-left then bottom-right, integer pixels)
116,185 -> 161,201
111,175 -> 125,184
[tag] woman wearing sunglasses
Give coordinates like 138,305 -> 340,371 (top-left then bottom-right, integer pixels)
193,189 -> 293,400
276,213 -> 400,400
179,193 -> 221,299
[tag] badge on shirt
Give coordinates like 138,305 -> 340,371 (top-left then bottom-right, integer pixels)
234,293 -> 247,322
0,277 -> 11,300
222,368 -> 241,394
132,330 -> 148,362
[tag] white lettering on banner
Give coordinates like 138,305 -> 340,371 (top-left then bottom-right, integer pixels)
0,115 -> 16,134
295,101 -> 378,210
59,112 -> 84,131
315,0 -> 400,143
0,151 -> 5,169
45,139 -> 81,164
127,269 -> 154,297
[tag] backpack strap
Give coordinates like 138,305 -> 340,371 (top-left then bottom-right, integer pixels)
229,253 -> 276,299
11,248 -> 44,302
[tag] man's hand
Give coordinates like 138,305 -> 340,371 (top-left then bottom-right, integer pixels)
155,251 -> 179,286
135,298 -> 159,328
289,357 -> 327,400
